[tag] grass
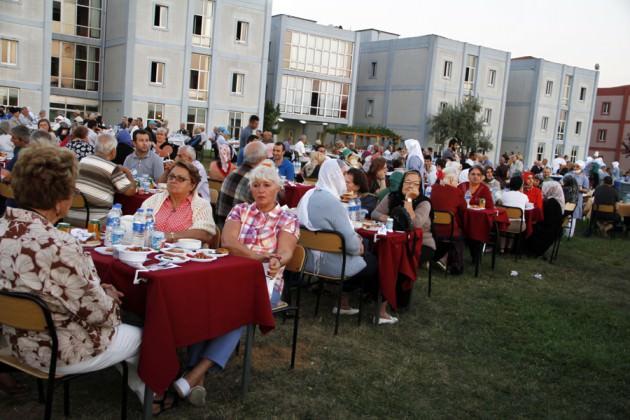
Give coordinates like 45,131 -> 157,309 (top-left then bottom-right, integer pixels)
1,222 -> 629,419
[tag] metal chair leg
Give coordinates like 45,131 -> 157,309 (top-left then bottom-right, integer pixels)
121,361 -> 128,420
357,278 -> 364,326
63,381 -> 70,417
427,260 -> 432,297
37,379 -> 45,403
241,324 -> 255,396
334,284 -> 342,335
290,306 -> 299,369
44,378 -> 55,420
314,281 -> 323,317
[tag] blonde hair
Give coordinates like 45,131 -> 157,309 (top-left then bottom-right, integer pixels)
247,159 -> 283,188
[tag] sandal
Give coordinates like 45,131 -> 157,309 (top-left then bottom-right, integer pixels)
152,392 -> 177,417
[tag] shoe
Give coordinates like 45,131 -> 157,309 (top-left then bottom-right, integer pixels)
332,306 -> 359,315
377,316 -> 399,325
188,385 -> 207,407
435,261 -> 447,271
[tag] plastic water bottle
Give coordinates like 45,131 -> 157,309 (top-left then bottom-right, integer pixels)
425,185 -> 432,199
104,204 -> 122,246
144,209 -> 155,247
352,198 -> 361,222
464,190 -> 472,206
132,209 -> 146,247
293,160 -> 301,175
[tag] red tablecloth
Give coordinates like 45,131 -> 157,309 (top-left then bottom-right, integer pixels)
356,228 -> 423,310
114,192 -> 153,215
463,208 -> 510,243
280,183 -> 314,208
90,251 -> 275,394
525,207 -> 543,238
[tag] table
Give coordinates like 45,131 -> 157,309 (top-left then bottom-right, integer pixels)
617,202 -> 630,218
281,183 -> 314,208
89,251 -> 275,396
525,207 -> 543,238
356,228 -> 423,311
115,192 -> 153,215
463,208 -> 510,243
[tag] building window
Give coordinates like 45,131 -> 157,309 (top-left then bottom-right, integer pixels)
228,111 -> 243,139
278,75 -> 350,119
536,143 -> 545,161
365,99 -> 374,117
579,87 -> 587,101
282,30 -> 354,78
186,106 -> 206,134
487,69 -> 496,87
52,0 -> 61,21
189,53 -> 209,101
561,75 -> 572,105
545,80 -> 553,96
236,21 -> 249,43
369,61 -> 377,79
442,60 -> 452,79
192,1 -> 213,47
554,143 -> 564,158
597,129 -> 607,142
601,102 -> 610,115
463,55 -> 477,92
0,86 -> 19,106
153,4 -> 168,29
570,146 -> 579,163
50,41 -> 100,91
0,39 -> 17,66
541,116 -> 549,131
556,109 -> 568,140
575,121 -> 582,135
49,94 -> 98,119
483,108 -> 492,124
75,0 -> 102,38
439,101 -> 448,112
150,61 -> 164,85
231,73 -> 244,95
147,103 -> 164,121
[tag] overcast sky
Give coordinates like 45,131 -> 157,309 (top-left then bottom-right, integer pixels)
272,0 -> 630,88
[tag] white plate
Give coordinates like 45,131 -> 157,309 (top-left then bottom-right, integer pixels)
162,247 -> 188,256
202,249 -> 229,257
94,246 -> 114,256
467,206 -> 485,211
186,252 -> 218,263
155,253 -> 189,263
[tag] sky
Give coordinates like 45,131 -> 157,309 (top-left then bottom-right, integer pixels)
272,0 -> 630,88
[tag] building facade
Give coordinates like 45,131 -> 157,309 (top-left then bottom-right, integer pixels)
353,33 -> 511,162
502,57 -> 599,167
266,14 -> 360,144
0,0 -> 271,137
588,85 -> 630,172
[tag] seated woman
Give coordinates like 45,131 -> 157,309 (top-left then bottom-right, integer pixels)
345,167 -> 378,215
173,161 -> 299,405
483,166 -> 501,196
526,180 -> 565,257
302,150 -> 326,179
522,171 -> 543,209
0,146 -> 172,413
297,159 -> 397,324
141,160 -> 215,244
457,165 -> 494,208
154,127 -> 178,160
208,143 -> 236,182
366,157 -> 388,195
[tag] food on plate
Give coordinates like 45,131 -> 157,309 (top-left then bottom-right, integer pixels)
165,247 -> 186,254
126,246 -> 152,252
215,248 -> 229,255
189,252 -> 213,259
158,254 -> 186,262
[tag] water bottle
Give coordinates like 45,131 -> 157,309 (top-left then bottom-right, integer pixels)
293,160 -> 301,175
132,209 -> 146,247
104,204 -> 122,246
352,198 -> 361,222
144,208 -> 155,247
425,185 -> 432,199
464,190 -> 472,206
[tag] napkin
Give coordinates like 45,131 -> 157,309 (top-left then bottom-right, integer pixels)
374,224 -> 388,242
70,228 -> 93,242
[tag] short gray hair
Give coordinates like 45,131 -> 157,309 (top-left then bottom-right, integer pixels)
243,140 -> 266,165
30,130 -> 56,146
247,159 -> 283,188
178,145 -> 196,160
156,127 -> 167,135
298,134 -> 307,142
95,133 -> 118,156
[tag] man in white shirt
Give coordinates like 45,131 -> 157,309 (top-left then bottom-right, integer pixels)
421,154 -> 438,187
293,134 -> 307,159
18,107 -> 37,126
499,175 -> 528,227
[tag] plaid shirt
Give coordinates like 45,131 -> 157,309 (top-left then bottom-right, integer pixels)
217,163 -> 254,221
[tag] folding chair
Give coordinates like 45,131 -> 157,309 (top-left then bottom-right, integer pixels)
69,191 -> 91,228
208,179 -> 223,193
496,206 -> 524,260
550,202 -> 576,263
428,211 -> 455,297
0,291 -> 128,420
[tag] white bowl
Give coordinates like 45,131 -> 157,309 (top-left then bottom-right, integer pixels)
117,246 -> 153,264
175,239 -> 202,251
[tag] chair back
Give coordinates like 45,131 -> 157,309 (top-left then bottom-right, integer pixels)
564,202 -> 576,213
298,229 -> 344,253
210,189 -> 219,205
285,245 -> 306,274
70,191 -> 90,227
593,203 -> 615,214
211,226 -> 221,249
499,206 -> 523,220
432,210 -> 454,240
0,182 -> 14,200
303,178 -> 317,186
208,179 -> 223,193
0,292 -> 50,332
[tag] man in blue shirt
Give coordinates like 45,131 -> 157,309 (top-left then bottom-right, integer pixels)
237,115 -> 259,166
272,142 -> 294,181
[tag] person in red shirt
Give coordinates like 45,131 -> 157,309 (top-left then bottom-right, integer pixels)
522,171 -> 543,209
457,165 -> 495,209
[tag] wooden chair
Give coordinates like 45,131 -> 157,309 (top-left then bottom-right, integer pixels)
69,191 -> 90,228
496,206 -> 524,260
428,211 -> 455,297
0,291 -> 128,420
0,182 -> 14,200
208,179 -> 223,193
210,189 -> 219,206
210,226 -> 221,249
302,178 -> 317,186
550,202 -> 576,263
298,228 -> 360,335
591,203 -> 617,238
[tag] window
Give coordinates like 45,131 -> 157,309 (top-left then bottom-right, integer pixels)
463,55 -> 477,92
575,121 -> 582,135
369,61 -> 377,79
597,129 -> 607,142
282,30 -> 354,78
601,102 -> 610,115
487,69 -> 496,87
154,4 -> 168,29
483,108 -> 492,124
189,53 -> 209,100
545,80 -> 553,96
0,39 -> 17,66
228,111 -> 243,139
579,87 -> 587,101
76,0 -> 102,38
50,40 -> 100,91
541,116 -> 549,131
278,75 -> 350,118
0,86 -> 19,106
236,21 -> 249,43
52,0 -> 61,21
536,143 -> 545,161
442,60 -> 452,79
561,75 -> 572,105
439,101 -> 448,112
570,146 -> 579,163
556,109 -> 568,140
49,94 -> 98,119
231,73 -> 244,95
150,61 -> 164,85
147,103 -> 164,121
554,144 -> 564,158
192,1 -> 213,47
365,99 -> 374,117
186,106 -> 206,135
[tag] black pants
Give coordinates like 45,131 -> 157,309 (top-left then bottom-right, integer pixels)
342,250 -> 378,298
433,238 -> 465,274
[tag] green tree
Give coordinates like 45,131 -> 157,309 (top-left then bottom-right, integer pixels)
429,96 -> 492,153
263,100 -> 281,134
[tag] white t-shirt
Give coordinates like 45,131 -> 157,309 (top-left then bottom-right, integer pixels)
500,190 -> 528,220
459,168 -> 470,184
293,140 -> 306,157
552,157 -> 566,173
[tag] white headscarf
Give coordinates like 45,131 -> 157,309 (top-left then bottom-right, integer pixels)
542,180 -> 565,212
297,159 -> 348,231
405,139 -> 422,160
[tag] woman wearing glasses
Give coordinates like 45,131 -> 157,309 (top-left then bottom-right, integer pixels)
457,165 -> 495,209
140,160 -> 215,244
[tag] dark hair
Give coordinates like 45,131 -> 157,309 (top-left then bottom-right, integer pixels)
509,175 -> 523,191
249,115 -> 260,123
133,129 -> 150,142
448,139 -> 458,147
366,157 -> 387,191
72,125 -> 88,140
469,165 -> 484,176
38,119 -> 52,132
388,170 -> 427,211
87,119 -> 97,129
247,134 -> 258,143
347,168 -> 369,194
172,160 -> 201,189
392,158 -> 403,169
423,155 -> 432,161
435,158 -> 446,169
484,165 -> 494,174
274,141 -> 285,151
11,125 -> 31,142
603,176 -> 613,185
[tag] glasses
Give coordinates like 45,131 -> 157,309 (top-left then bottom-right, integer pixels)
167,174 -> 190,183
403,181 -> 421,187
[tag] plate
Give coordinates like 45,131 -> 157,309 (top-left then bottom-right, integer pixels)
186,251 -> 218,263
94,246 -> 114,255
155,253 -> 189,263
162,247 -> 188,256
467,206 -> 485,211
202,248 -> 229,257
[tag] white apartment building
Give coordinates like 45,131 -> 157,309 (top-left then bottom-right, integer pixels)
502,57 -> 599,166
0,0 -> 271,137
266,14 -> 360,143
354,33 -> 511,162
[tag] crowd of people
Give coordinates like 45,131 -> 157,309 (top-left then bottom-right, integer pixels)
0,108 -> 628,414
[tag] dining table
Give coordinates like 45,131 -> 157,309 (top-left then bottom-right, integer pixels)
114,192 -> 154,215
280,183 -> 315,208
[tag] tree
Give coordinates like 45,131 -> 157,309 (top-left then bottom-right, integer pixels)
429,96 -> 492,153
263,100 -> 281,134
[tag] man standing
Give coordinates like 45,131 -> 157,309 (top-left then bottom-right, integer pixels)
237,115 -> 259,166
442,138 -> 460,162
18,107 -> 36,126
272,142 -> 295,181
123,129 -> 164,180
159,145 -> 210,201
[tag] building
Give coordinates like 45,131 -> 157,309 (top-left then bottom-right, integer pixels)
0,0 -> 271,137
266,14 -> 360,144
353,33 -> 511,162
588,85 -> 630,172
502,57 -> 599,167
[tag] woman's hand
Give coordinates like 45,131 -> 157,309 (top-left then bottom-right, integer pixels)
102,284 -> 124,304
267,256 -> 282,278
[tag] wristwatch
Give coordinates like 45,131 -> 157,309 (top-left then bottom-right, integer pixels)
406,198 -> 412,203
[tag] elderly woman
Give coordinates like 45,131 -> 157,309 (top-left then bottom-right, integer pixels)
526,180 -> 565,257
141,160 -> 215,244
208,143 -> 235,181
0,146 -> 167,412
154,127 -> 177,159
65,125 -> 94,161
297,159 -> 397,324
458,165 -> 495,209
302,150 -> 326,179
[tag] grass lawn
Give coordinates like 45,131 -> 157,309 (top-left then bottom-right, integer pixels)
1,222 -> 629,419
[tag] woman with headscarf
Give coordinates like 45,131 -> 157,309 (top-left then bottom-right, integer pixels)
525,180 -> 565,257
611,161 -> 621,181
569,160 -> 589,221
404,139 -> 424,175
208,143 -> 236,181
297,159 -> 397,324
522,171 -> 543,209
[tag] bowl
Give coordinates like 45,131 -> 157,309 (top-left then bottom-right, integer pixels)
117,246 -> 153,264
175,239 -> 202,251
